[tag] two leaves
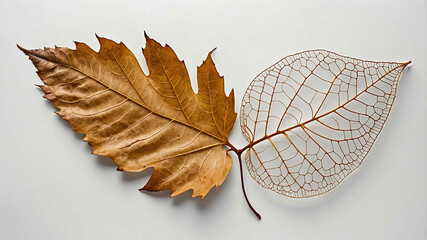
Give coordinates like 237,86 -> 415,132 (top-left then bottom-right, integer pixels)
19,34 -> 236,198
20,35 -> 409,201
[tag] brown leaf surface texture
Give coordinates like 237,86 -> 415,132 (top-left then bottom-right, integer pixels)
19,34 -> 236,198
240,50 -> 409,198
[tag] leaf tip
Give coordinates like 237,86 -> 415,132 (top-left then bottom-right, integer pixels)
143,31 -> 151,41
139,186 -> 152,192
199,48 -> 217,69
95,33 -> 109,44
206,47 -> 217,60
17,44 -> 28,54
143,31 -> 156,51
229,88 -> 235,98
402,61 -> 412,68
139,185 -> 152,192
95,34 -> 104,43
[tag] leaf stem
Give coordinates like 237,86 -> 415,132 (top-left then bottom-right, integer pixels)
226,141 -> 261,220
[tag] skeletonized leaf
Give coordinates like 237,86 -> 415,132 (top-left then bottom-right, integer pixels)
240,50 -> 409,197
19,34 -> 236,198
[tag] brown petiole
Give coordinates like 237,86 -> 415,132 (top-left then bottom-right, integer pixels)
226,141 -> 261,220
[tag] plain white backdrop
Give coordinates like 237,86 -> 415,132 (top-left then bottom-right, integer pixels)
1,0 -> 426,239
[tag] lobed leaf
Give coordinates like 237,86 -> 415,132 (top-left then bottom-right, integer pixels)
19,34 -> 236,198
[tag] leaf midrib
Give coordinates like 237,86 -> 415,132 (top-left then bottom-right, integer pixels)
243,63 -> 404,152
25,48 -> 225,143
151,46 -> 193,125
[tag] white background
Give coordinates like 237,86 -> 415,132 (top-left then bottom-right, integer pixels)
1,0 -> 426,239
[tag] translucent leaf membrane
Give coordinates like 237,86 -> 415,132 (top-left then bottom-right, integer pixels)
240,49 -> 409,198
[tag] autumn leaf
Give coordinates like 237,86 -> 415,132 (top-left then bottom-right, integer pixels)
18,33 -> 236,198
239,50 -> 410,198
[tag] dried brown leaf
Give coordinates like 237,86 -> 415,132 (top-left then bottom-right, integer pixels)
240,50 -> 409,198
19,34 -> 236,198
